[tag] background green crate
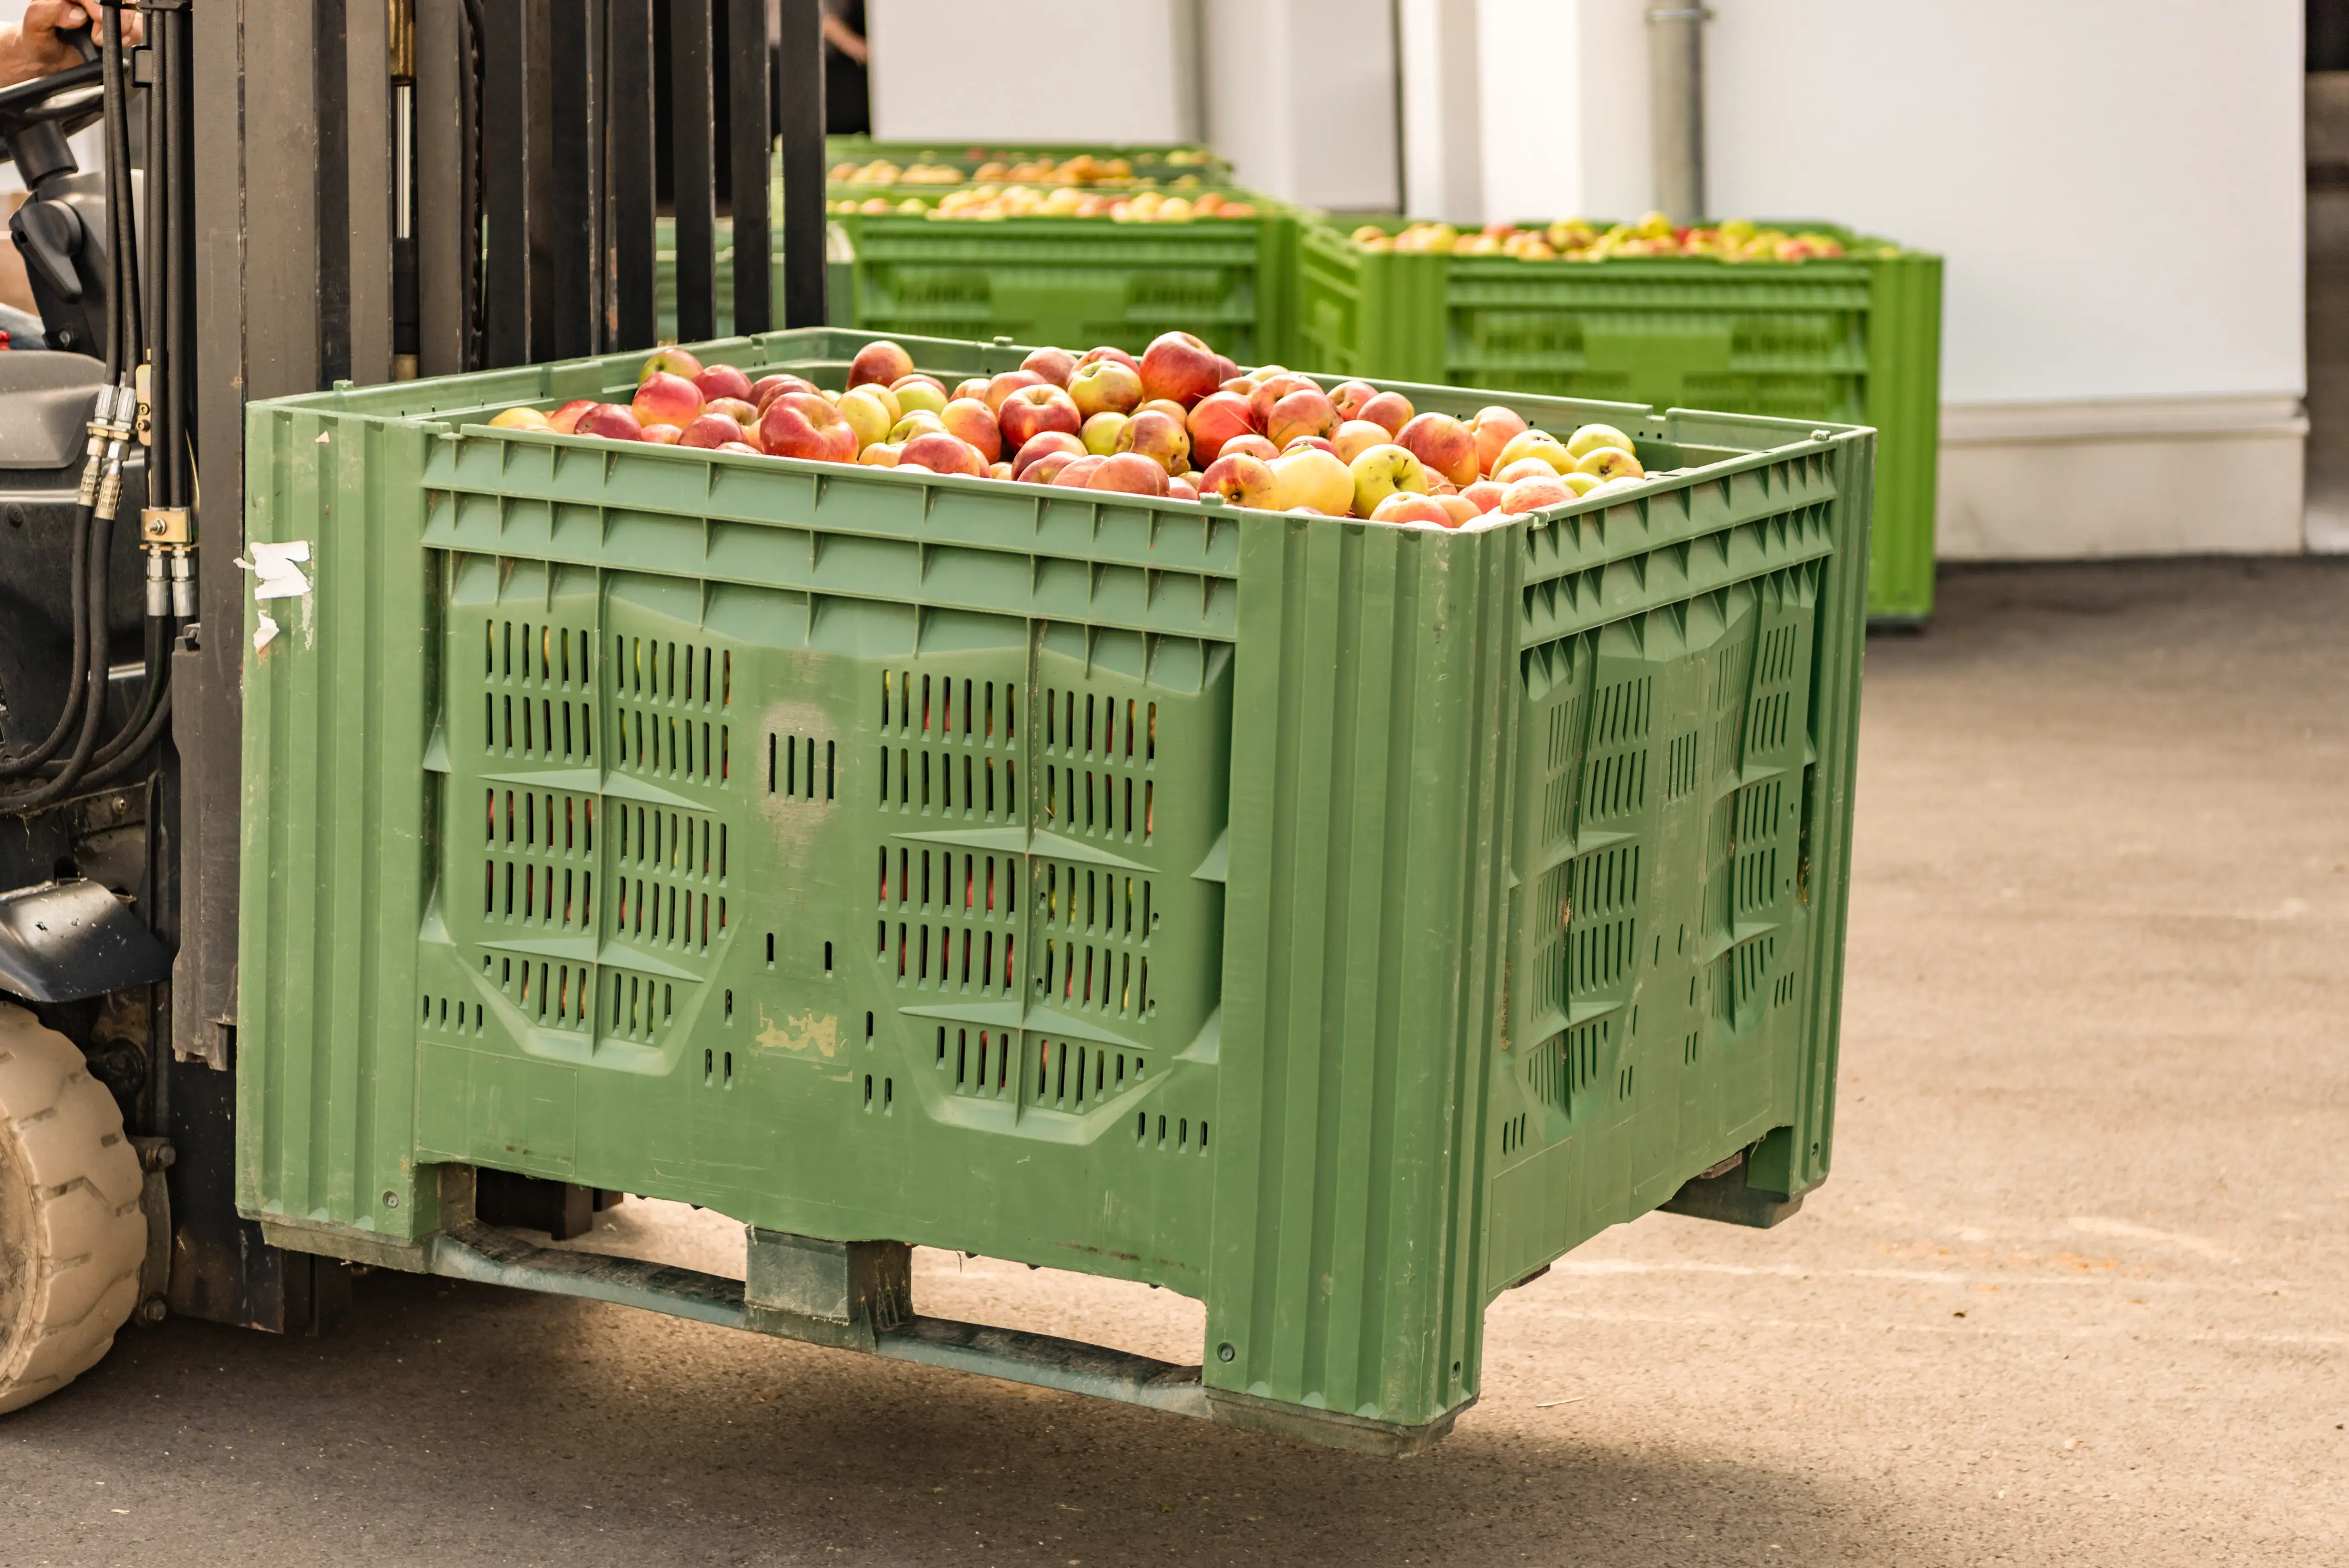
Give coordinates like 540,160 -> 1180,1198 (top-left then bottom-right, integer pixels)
1293,218 -> 1940,622
828,134 -> 1232,184
238,327 -> 1866,1437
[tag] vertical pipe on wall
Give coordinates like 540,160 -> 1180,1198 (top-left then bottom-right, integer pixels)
668,0 -> 717,344
1647,5 -> 1708,223
608,0 -> 658,351
774,0 -> 825,328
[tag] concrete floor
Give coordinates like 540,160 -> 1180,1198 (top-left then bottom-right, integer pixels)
5,559 -> 2346,1567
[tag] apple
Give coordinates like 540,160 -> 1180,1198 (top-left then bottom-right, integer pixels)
837,387 -> 898,450
576,403 -> 646,441
989,462 -> 1016,481
1087,451 -> 1172,496
1081,412 -> 1129,456
898,431 -> 988,478
1115,408 -> 1191,474
678,412 -> 745,448
1355,391 -> 1415,438
641,425 -> 681,445
1200,451 -> 1275,507
1138,329 -> 1221,408
1051,455 -> 1109,487
981,370 -> 1044,413
489,406 -> 552,430
1349,443 -> 1430,518
631,371 -> 704,430
1329,380 -> 1380,421
1496,456 -> 1566,485
749,373 -> 818,411
1266,387 -> 1340,453
859,443 -> 902,467
693,363 -> 753,403
1436,494 -> 1482,526
546,399 -> 596,434
1333,418 -> 1394,465
997,384 -> 1082,451
1169,476 -> 1200,502
1021,449 -> 1085,485
889,410 -> 947,444
952,377 -> 991,404
1012,430 -> 1086,477
1462,479 -> 1509,514
1281,434 -> 1339,458
1369,492 -> 1456,528
1573,445 -> 1644,481
1022,346 -> 1078,387
891,374 -> 950,415
1185,391 -> 1259,465
1493,430 -> 1574,476
716,441 -> 762,456
1397,412 -> 1478,486
1468,406 -> 1529,476
1560,471 -> 1604,495
1500,473 -> 1572,513
849,340 -> 916,388
706,396 -> 758,427
1075,345 -> 1140,374
1213,354 -> 1240,385
1069,357 -> 1145,419
939,397 -> 1006,462
1265,447 -> 1354,515
758,392 -> 858,463
639,346 -> 703,383
1564,422 -> 1634,460
1219,375 -> 1260,397
1218,432 -> 1279,461
1248,372 -> 1317,429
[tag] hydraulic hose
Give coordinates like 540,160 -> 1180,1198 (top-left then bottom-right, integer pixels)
0,508 -> 116,811
0,506 -> 94,775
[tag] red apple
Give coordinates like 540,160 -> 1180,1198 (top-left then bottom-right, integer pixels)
1500,473 -> 1572,513
1332,419 -> 1393,465
1011,430 -> 1086,478
1115,408 -> 1191,474
1397,412 -> 1478,486
1200,451 -> 1275,507
693,363 -> 753,403
639,347 -> 703,384
640,424 -> 682,445
576,403 -> 646,441
1329,380 -> 1380,421
1356,390 -> 1415,438
898,432 -> 988,478
1468,405 -> 1529,477
938,397 -> 1005,463
1212,354 -> 1240,386
1021,346 -> 1078,387
1463,479 -> 1509,514
1496,455 -> 1567,485
1281,434 -> 1338,458
1087,452 -> 1172,496
1436,494 -> 1482,526
984,370 -> 1046,413
1219,375 -> 1261,397
1069,357 -> 1145,419
1138,330 -> 1220,408
758,392 -> 858,463
1021,449 -> 1085,485
989,461 -> 1015,481
1218,432 -> 1279,461
716,440 -> 762,456
952,377 -> 992,404
706,396 -> 758,427
997,384 -> 1082,450
678,412 -> 745,449
1266,387 -> 1340,451
849,340 -> 915,388
1249,372 -> 1318,429
1075,345 -> 1140,374
749,373 -> 818,410
631,371 -> 704,430
1169,476 -> 1200,501
547,399 -> 596,435
1369,492 -> 1456,528
1051,455 -> 1109,487
1185,390 -> 1259,465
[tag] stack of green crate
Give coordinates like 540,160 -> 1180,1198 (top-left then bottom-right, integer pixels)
1292,218 -> 1943,622
827,134 -> 1232,185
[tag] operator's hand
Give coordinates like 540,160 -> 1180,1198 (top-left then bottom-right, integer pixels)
0,2 -> 144,91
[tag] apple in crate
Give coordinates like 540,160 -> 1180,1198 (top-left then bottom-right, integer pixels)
1012,430 -> 1086,478
1349,443 -> 1429,517
984,370 -> 1046,412
547,399 -> 596,433
939,398 -> 1006,462
1115,409 -> 1191,474
1218,432 -> 1278,462
1266,387 -> 1339,452
1077,344 -> 1139,374
1266,447 -> 1353,515
1468,406 -> 1528,476
1070,358 -> 1145,419
693,363 -> 754,403
750,373 -> 818,411
631,371 -> 704,430
897,432 -> 989,477
1200,451 -> 1275,507
759,393 -> 858,463
1355,391 -> 1415,439
1248,373 -> 1316,428
1185,391 -> 1258,465
1565,422 -> 1634,459
678,412 -> 745,449
1369,493 -> 1456,528
1081,411 -> 1129,456
489,406 -> 551,431
1332,419 -> 1391,465
1022,449 -> 1085,485
576,403 -> 646,441
1139,330 -> 1220,408
1500,473 -> 1572,512
1329,380 -> 1379,421
1573,445 -> 1644,481
639,346 -> 703,383
1087,452 -> 1172,496
1398,412 -> 1478,486
849,340 -> 916,389
1051,455 -> 1109,487
836,387 -> 898,451
1022,346 -> 1078,387
998,384 -> 1081,450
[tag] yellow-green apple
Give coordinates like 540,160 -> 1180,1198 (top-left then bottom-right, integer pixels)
1463,479 -> 1508,513
1468,406 -> 1529,476
888,410 -> 947,444
1397,412 -> 1477,485
1012,430 -> 1085,477
1139,330 -> 1221,408
939,397 -> 1006,462
1573,445 -> 1644,481
631,371 -> 704,430
1332,419 -> 1392,465
1564,422 -> 1633,459
1051,455 -> 1109,487
679,412 -> 745,448
1219,432 -> 1278,461
1069,357 -> 1145,419
1021,448 -> 1085,485
1087,451 -> 1172,496
1560,471 -> 1603,495
897,432 -> 988,478
489,406 -> 551,430
997,384 -> 1081,451
1248,372 -> 1317,428
1266,387 -> 1339,451
984,369 -> 1046,412
837,387 -> 898,451
547,399 -> 596,433
1266,447 -> 1354,514
1200,451 -> 1275,506
759,393 -> 858,463
639,347 -> 703,383
1329,380 -> 1380,421
1494,430 -> 1573,475
576,403 -> 646,440
1185,390 -> 1259,464
1497,455 -> 1566,484
1370,492 -> 1456,528
1348,443 -> 1430,517
1081,411 -> 1129,455
693,363 -> 753,403
1500,473 -> 1571,512
1356,390 -> 1415,438
1115,409 -> 1191,473
891,374 -> 949,415
849,340 -> 915,388
1022,346 -> 1078,387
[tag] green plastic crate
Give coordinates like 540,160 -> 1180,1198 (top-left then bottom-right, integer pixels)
236,327 -> 1866,1450
1294,218 -> 1940,622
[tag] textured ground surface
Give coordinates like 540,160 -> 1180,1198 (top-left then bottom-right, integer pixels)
5,558 -> 2345,1567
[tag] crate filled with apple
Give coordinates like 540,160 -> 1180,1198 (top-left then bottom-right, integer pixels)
825,137 -> 1229,188
831,185 -> 1260,222
1354,211 -> 1902,263
483,333 -> 1659,528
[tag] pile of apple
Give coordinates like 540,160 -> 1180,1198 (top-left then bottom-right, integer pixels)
829,151 -> 1207,188
484,332 -> 1652,527
1356,211 -> 1870,263
831,186 -> 1255,222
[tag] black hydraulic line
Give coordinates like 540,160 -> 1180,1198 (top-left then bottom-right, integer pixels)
0,510 -> 116,811
0,506 -> 94,775
68,610 -> 170,775
101,2 -> 137,370
75,680 -> 171,786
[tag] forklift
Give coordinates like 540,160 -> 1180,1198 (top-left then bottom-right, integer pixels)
0,0 -> 831,1412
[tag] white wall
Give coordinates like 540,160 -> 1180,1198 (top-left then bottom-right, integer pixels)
868,0 -> 1203,145
1203,0 -> 1399,210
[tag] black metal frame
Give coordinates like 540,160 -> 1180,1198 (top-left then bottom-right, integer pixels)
160,0 -> 825,1331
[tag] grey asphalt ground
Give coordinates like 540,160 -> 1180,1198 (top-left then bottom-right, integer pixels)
5,558 -> 2346,1567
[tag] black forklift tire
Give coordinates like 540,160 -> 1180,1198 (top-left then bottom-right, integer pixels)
0,1001 -> 145,1415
